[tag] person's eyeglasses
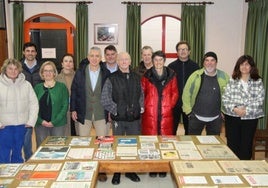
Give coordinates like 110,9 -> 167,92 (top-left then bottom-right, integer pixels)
43,70 -> 54,73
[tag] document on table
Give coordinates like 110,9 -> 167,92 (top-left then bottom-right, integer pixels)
178,150 -> 202,160
51,182 -> 91,188
139,135 -> 158,142
173,161 -> 223,174
218,160 -> 268,173
178,176 -> 207,184
243,174 -> 268,186
116,146 -> 137,156
173,141 -> 197,151
211,175 -> 243,184
197,145 -> 237,159
196,136 -> 220,144
66,148 -> 94,159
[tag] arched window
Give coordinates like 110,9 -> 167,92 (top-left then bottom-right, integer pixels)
142,15 -> 180,65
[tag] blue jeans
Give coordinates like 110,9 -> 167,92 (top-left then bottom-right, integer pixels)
23,127 -> 33,161
0,125 -> 26,163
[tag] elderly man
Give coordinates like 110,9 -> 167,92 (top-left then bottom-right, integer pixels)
101,52 -> 144,185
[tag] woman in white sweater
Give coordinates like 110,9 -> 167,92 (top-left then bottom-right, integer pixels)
0,59 -> 39,163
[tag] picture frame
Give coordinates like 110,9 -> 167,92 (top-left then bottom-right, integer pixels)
0,0 -> 6,29
94,23 -> 118,45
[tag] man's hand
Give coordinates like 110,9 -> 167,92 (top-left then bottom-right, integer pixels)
72,111 -> 78,122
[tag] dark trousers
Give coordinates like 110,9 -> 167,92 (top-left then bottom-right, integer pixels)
225,115 -> 258,160
112,120 -> 141,136
173,106 -> 189,135
70,117 -> 77,136
188,114 -> 222,135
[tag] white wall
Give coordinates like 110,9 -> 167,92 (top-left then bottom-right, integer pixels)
6,0 -> 248,75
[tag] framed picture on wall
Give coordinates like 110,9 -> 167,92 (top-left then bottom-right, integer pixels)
0,0 -> 6,29
94,24 -> 118,45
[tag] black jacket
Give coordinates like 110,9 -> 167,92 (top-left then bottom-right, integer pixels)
168,58 -> 199,107
21,58 -> 43,87
70,58 -> 110,124
109,69 -> 141,121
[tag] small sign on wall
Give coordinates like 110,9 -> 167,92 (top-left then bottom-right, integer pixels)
41,48 -> 56,59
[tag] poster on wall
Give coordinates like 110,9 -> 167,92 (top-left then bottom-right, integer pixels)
0,0 -> 6,29
94,24 -> 118,45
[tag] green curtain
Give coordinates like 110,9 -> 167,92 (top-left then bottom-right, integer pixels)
245,0 -> 268,129
181,5 -> 205,66
76,3 -> 88,67
126,3 -> 141,68
13,2 -> 24,60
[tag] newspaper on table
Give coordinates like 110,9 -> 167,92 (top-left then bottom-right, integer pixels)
66,148 -> 94,159
0,163 -> 22,177
172,161 -> 223,174
196,136 -> 220,144
197,145 -> 238,159
218,160 -> 268,173
242,174 -> 268,186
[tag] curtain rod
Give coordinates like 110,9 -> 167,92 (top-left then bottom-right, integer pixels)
8,0 -> 92,4
121,1 -> 214,5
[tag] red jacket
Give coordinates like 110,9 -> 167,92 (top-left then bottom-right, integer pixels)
141,67 -> 179,135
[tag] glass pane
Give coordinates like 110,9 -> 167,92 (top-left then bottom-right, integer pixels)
30,29 -> 67,71
165,17 -> 181,53
142,17 -> 162,51
32,16 -> 65,23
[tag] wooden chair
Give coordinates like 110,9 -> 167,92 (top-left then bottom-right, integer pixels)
252,127 -> 268,160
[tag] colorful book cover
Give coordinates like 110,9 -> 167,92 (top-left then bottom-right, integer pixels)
30,171 -> 59,180
31,146 -> 70,160
117,138 -> 137,146
94,136 -> 114,144
69,137 -> 91,146
45,136 -> 69,145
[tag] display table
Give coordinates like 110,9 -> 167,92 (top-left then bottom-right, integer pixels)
2,135 -> 260,188
170,160 -> 268,187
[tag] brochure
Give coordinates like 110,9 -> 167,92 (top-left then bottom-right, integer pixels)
117,138 -> 137,146
69,137 -> 92,146
45,136 -> 69,146
31,146 -> 70,160
0,163 -> 22,177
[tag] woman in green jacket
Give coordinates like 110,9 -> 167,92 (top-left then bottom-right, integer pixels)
34,61 -> 69,147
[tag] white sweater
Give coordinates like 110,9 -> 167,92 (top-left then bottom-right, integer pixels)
0,73 -> 39,127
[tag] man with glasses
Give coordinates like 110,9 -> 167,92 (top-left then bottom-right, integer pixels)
168,41 -> 199,135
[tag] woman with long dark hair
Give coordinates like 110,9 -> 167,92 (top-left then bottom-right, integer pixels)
222,55 -> 265,160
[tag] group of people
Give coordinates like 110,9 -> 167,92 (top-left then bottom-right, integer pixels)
0,41 -> 265,185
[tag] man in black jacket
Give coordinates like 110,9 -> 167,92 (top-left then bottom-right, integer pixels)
21,42 -> 43,161
168,41 -> 199,135
70,46 -> 110,182
70,46 -> 110,136
101,52 -> 144,185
